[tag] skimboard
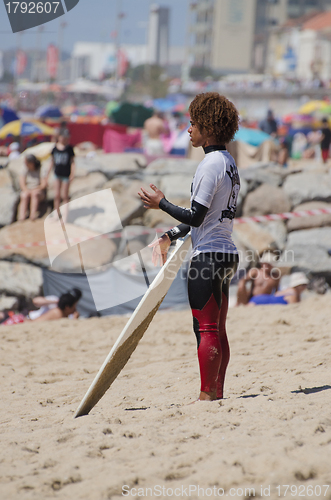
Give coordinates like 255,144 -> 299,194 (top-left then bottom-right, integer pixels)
74,234 -> 191,418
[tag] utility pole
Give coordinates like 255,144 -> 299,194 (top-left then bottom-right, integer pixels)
58,21 -> 67,82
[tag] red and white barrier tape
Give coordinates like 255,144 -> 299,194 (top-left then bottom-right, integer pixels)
1,208 -> 331,251
234,207 -> 331,224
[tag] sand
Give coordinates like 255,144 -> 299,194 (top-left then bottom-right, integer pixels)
1,296 -> 331,500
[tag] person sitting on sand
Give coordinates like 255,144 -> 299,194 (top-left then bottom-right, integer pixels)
249,272 -> 309,305
28,288 -> 82,320
237,252 -> 281,306
32,289 -> 82,322
18,154 -> 46,222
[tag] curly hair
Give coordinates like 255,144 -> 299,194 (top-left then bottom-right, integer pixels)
189,92 -> 239,144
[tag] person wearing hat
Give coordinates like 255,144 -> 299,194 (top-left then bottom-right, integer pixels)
237,251 -> 281,306
249,272 -> 309,306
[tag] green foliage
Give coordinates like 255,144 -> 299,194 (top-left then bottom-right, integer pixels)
190,66 -> 217,81
125,64 -> 169,99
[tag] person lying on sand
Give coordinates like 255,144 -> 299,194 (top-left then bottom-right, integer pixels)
28,288 -> 82,320
32,290 -> 82,322
139,92 -> 240,402
249,272 -> 309,305
237,252 -> 280,306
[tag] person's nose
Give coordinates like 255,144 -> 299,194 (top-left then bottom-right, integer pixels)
188,125 -> 192,134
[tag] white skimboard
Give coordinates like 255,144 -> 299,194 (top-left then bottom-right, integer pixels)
74,234 -> 191,418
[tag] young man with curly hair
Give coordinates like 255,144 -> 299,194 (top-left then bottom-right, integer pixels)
138,92 -> 240,402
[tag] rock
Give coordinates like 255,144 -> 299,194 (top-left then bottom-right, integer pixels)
0,219 -> 117,272
287,202 -> 331,232
0,295 -> 19,310
280,244 -> 331,277
283,172 -> 331,206
0,188 -> 20,226
85,153 -> 146,179
259,220 -> 288,250
69,172 -> 108,199
287,227 -> 331,252
239,165 -> 284,190
280,227 -> 331,280
0,169 -> 13,189
243,184 -> 291,217
159,175 -> 193,199
233,221 -> 278,256
104,178 -> 145,227
237,178 -> 248,216
0,261 -> 42,298
145,158 -> 199,176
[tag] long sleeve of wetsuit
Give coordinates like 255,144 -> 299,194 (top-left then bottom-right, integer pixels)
165,223 -> 190,242
159,198 -> 208,228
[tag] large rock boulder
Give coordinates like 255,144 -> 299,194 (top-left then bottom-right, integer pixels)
287,227 -> 331,251
0,188 -> 20,226
259,220 -> 288,250
239,164 -> 285,190
233,221 -> 278,256
85,153 -> 146,179
159,175 -> 193,199
0,261 -> 42,298
287,201 -> 331,232
283,172 -> 331,206
104,178 -> 145,227
243,184 -> 291,217
145,158 -> 199,176
0,169 -> 13,189
69,172 -> 108,199
0,219 -> 117,272
280,227 -> 331,280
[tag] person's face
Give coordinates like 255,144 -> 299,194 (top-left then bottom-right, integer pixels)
188,119 -> 209,148
59,134 -> 69,146
64,303 -> 77,316
25,159 -> 35,171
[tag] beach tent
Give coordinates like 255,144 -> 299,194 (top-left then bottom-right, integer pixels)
42,263 -> 189,317
111,102 -> 153,128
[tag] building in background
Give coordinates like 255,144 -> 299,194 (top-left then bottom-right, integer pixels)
267,10 -> 331,80
147,4 -> 170,66
188,0 -> 331,75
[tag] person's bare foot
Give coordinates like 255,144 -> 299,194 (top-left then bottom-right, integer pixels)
199,390 -> 217,401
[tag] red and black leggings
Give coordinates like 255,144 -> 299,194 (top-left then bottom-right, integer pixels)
187,252 -> 239,398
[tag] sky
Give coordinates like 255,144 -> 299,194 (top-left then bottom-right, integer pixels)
0,0 -> 189,53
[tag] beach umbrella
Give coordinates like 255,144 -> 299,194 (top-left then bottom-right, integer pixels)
298,100 -> 328,115
0,119 -> 55,139
0,105 -> 19,125
36,105 -> 62,119
111,102 -> 153,128
234,127 -> 272,147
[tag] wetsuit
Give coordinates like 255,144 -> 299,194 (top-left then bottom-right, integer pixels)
160,145 -> 240,397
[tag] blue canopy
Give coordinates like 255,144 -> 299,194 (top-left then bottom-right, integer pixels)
36,105 -> 63,119
234,127 -> 272,147
0,106 -> 19,125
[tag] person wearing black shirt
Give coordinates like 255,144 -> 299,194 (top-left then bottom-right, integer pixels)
320,117 -> 331,164
46,129 -> 75,212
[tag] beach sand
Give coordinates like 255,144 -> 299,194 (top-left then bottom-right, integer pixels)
1,296 -> 330,500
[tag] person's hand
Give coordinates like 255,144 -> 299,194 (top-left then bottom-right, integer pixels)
148,234 -> 171,266
138,184 -> 165,209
